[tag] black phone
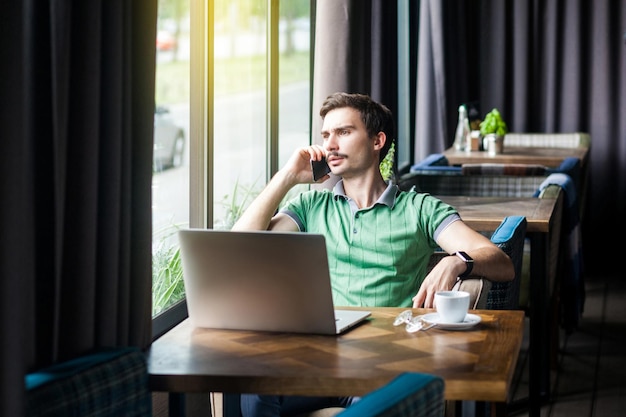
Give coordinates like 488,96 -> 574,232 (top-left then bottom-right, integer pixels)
311,157 -> 331,181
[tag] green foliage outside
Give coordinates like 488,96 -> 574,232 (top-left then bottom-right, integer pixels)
152,224 -> 186,315
214,178 -> 262,230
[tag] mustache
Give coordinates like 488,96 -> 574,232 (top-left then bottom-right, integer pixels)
327,151 -> 347,158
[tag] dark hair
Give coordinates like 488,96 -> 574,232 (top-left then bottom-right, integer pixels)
320,92 -> 395,163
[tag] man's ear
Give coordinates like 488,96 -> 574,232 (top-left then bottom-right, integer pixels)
373,131 -> 386,150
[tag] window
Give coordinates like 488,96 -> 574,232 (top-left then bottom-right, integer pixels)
152,0 -> 191,325
152,0 -> 312,335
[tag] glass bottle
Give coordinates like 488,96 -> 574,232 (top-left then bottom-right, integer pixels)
453,105 -> 471,151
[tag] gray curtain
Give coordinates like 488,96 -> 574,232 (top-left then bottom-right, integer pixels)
0,1 -> 156,415
314,0 -> 625,274
312,0 -> 398,146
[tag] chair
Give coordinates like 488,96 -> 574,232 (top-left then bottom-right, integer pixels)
228,372 -> 445,417
335,373 -> 445,417
25,347 -> 151,417
538,174 -> 584,333
503,132 -> 590,148
399,168 -> 563,201
503,132 -> 590,218
409,153 -> 581,187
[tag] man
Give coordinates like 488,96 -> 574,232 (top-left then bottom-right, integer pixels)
233,92 -> 514,416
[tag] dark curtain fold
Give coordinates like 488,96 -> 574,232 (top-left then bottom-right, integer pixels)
1,0 -> 156,415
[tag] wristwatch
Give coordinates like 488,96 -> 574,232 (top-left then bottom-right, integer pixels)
452,251 -> 474,278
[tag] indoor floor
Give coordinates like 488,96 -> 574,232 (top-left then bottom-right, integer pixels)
510,273 -> 626,416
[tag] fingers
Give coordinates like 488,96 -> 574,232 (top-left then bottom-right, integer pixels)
415,292 -> 435,309
412,290 -> 430,308
306,145 -> 327,161
424,294 -> 435,309
414,275 -> 447,309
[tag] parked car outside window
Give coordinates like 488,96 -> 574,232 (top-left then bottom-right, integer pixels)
153,106 -> 185,171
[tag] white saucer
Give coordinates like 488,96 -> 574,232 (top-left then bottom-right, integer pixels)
420,313 -> 482,330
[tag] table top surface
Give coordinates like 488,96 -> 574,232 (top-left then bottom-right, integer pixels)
438,195 -> 562,233
443,145 -> 588,167
148,307 -> 525,402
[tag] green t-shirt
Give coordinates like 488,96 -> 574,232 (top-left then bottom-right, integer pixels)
281,182 -> 459,307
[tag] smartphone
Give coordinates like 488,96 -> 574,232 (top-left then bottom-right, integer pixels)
311,157 -> 331,181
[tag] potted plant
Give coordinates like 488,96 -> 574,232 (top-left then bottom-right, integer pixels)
479,108 -> 508,154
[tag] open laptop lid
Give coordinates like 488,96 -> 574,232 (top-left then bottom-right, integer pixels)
178,229 -> 370,335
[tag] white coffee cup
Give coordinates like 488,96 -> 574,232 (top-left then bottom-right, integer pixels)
435,290 -> 470,323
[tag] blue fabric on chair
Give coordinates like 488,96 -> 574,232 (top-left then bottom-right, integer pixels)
537,173 -> 585,332
336,373 -> 445,417
548,157 -> 580,185
412,153 -> 448,168
487,215 -> 527,310
409,154 -> 460,174
25,347 -> 151,417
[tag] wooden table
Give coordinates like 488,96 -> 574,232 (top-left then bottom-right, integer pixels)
149,307 -> 525,415
438,195 -> 563,417
439,195 -> 560,234
443,145 -> 588,168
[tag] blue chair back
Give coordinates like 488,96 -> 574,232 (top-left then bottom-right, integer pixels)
488,215 -> 527,310
336,373 -> 445,417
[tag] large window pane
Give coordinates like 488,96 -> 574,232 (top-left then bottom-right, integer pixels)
152,0 -> 311,321
152,1 -> 191,316
278,0 -> 311,169
213,0 -> 311,227
213,0 -> 268,229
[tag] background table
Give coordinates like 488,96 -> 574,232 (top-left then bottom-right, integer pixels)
443,146 -> 588,168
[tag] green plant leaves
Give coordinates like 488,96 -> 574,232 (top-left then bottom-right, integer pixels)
380,142 -> 396,181
479,108 -> 508,136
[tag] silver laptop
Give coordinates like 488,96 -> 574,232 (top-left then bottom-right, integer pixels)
178,229 -> 371,335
